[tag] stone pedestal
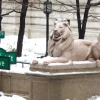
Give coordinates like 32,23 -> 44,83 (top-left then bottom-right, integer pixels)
0,71 -> 29,98
26,61 -> 100,100
26,71 -> 100,100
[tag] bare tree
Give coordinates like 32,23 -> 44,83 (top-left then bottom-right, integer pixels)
76,0 -> 92,39
17,0 -> 28,57
0,0 -> 2,30
76,0 -> 100,39
76,0 -> 81,39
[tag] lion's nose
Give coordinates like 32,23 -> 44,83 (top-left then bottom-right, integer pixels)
53,29 -> 57,32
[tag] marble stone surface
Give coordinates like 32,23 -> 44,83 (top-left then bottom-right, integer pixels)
26,70 -> 100,100
0,72 -> 29,98
30,61 -> 97,73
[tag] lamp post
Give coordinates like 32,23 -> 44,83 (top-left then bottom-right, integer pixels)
43,0 -> 52,57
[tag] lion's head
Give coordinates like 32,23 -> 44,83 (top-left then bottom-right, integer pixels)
50,19 -> 72,41
48,19 -> 73,57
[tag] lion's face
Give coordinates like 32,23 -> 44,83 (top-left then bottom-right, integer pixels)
53,22 -> 65,38
50,20 -> 70,41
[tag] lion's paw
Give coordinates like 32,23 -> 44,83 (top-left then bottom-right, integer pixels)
43,61 -> 50,66
32,60 -> 38,65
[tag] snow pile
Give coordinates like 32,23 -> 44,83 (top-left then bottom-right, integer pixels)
0,91 -> 26,100
0,91 -> 4,96
0,35 -> 18,51
22,38 -> 46,57
0,35 -> 46,57
88,95 -> 100,100
0,95 -> 26,100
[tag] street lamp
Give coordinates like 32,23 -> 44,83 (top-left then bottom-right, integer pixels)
43,1 -> 52,14
43,0 -> 52,57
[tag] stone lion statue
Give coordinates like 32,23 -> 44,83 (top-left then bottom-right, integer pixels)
32,19 -> 100,66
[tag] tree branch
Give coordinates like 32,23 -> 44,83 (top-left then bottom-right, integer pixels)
90,2 -> 100,6
81,0 -> 91,39
76,0 -> 82,39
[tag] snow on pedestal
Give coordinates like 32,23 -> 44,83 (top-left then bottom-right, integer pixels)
0,91 -> 26,100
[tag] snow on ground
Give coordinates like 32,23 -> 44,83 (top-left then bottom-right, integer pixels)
0,35 -> 47,74
0,91 -> 26,100
88,95 -> 100,100
0,35 -> 46,57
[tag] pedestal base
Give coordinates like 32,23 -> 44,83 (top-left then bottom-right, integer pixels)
26,71 -> 100,100
27,61 -> 100,100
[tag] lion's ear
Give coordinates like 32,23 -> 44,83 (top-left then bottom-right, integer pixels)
63,22 -> 68,26
63,22 -> 72,32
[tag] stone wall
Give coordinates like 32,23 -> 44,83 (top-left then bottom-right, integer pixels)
1,0 -> 100,40
0,71 -> 29,99
27,72 -> 100,100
